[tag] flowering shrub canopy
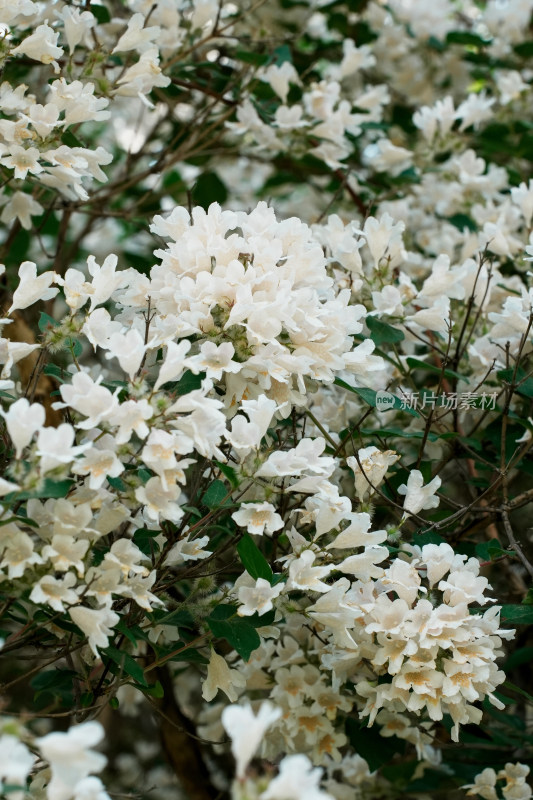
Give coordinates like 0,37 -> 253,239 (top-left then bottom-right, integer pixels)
1,0 -> 533,799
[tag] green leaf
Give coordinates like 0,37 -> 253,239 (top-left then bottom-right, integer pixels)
4,478 -> 74,502
160,642 -> 209,664
505,646 -> 533,670
235,49 -> 270,66
214,459 -> 239,489
80,691 -> 94,707
497,368 -> 533,398
503,680 -> 533,705
406,357 -> 466,383
65,337 -> 83,358
132,528 -> 161,557
334,378 -> 419,417
499,605 -> 533,625
522,587 -> 533,605
345,718 -> 401,771
366,315 -> 405,345
412,531 -> 445,547
446,31 -> 491,47
43,364 -> 69,383
237,534 -> 273,582
514,40 -> 533,57
38,312 -> 59,332
107,476 -> 127,492
207,604 -> 261,661
446,213 -> 478,232
167,369 -> 203,395
115,619 -> 146,646
104,645 -> 148,686
0,515 -> 38,528
475,539 -> 512,562
203,479 -> 230,509
30,669 -> 77,695
91,4 -> 111,24
152,606 -> 194,629
61,130 -> 84,148
360,426 -> 442,442
273,44 -> 292,65
139,680 -> 164,698
192,173 -> 227,209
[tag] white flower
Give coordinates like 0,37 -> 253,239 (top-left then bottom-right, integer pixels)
153,340 -> 191,390
499,763 -> 532,800
108,399 -> 153,444
0,398 -> 45,457
105,329 -> 147,380
0,477 -> 20,495
69,606 -> 119,657
261,754 -> 333,800
57,6 -> 95,54
238,577 -> 283,616
11,24 -> 64,71
72,446 -> 125,490
8,261 -> 59,314
1,529 -> 43,578
72,777 -> 110,800
338,39 -> 375,77
421,542 -> 455,587
36,424 -> 89,474
336,545 -> 389,580
186,341 -> 241,380
438,570 -> 493,606
326,512 -> 386,550
42,534 -> 89,576
36,722 -> 107,800
381,559 -> 421,605
119,570 -> 162,611
288,550 -> 332,593
30,573 -> 79,613
221,701 -> 282,778
456,92 -> 495,131
60,269 -> 90,312
0,735 -> 35,799
104,539 -> 149,577
512,181 -> 533,228
135,476 -> 184,524
495,70 -> 528,105
463,767 -> 498,799
260,61 -> 300,103
406,296 -> 451,335
398,470 -> 441,516
82,309 -> 122,351
163,533 -> 211,566
232,502 -> 284,536
362,140 -> 412,176
361,213 -> 406,268
142,439 -> 193,492
54,372 -> 118,429
85,254 -> 127,311
112,13 -> 160,54
1,191 -> 44,230
346,447 -> 399,501
115,48 -> 171,99
0,338 -> 40,379
202,650 -> 246,702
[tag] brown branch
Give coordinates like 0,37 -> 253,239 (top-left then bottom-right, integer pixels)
153,665 -> 227,800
